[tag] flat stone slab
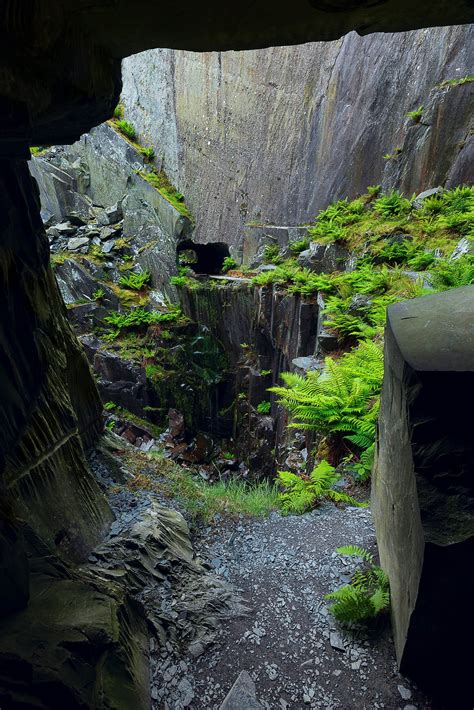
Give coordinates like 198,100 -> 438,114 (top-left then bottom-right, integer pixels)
388,285 -> 474,371
219,671 -> 263,710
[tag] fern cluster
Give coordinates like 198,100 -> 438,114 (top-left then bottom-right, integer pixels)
277,460 -> 366,514
104,305 -> 184,338
222,256 -> 237,272
119,270 -> 151,291
262,243 -> 283,264
271,340 -> 383,478
325,546 -> 390,623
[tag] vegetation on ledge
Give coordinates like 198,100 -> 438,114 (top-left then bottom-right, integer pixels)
139,167 -> 193,220
121,448 -> 279,521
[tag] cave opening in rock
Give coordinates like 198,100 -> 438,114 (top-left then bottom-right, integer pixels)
177,239 -> 230,275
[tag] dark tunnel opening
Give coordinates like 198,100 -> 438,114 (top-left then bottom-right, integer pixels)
177,239 -> 231,275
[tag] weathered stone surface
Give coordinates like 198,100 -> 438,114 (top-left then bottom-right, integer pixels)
54,258 -> 118,307
0,160 -> 111,565
220,670 -> 263,710
298,241 -> 349,273
67,235 -> 89,251
97,201 -> 123,225
121,25 -> 473,248
31,123 -> 193,300
81,336 -> 150,417
412,186 -> 442,208
3,0 -> 472,157
29,157 -> 94,223
450,237 -> 474,260
372,286 -> 474,706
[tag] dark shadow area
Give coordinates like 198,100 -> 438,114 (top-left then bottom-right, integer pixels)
177,239 -> 230,275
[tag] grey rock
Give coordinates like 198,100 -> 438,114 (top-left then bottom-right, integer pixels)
298,241 -> 349,274
257,264 -> 278,271
97,201 -> 123,225
397,685 -> 412,700
67,236 -> 89,251
99,225 -> 118,241
220,670 -> 263,710
101,239 -> 116,254
54,259 -> 118,308
292,356 -> 322,373
57,221 -> 76,235
121,28 -> 472,249
329,631 -> 346,652
66,211 -> 88,226
348,294 -> 373,314
449,237 -> 474,260
412,187 -> 442,208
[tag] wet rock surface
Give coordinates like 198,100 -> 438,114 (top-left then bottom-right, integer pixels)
151,505 -> 431,709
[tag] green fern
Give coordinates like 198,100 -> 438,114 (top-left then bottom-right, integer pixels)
277,460 -> 367,514
271,340 -> 382,478
119,270 -> 151,290
325,546 -> 390,623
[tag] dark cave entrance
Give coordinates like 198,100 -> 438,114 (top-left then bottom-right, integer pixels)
177,239 -> 230,275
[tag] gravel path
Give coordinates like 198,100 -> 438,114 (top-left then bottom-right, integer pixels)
151,504 -> 432,709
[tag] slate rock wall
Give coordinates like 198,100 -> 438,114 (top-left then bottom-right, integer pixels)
121,25 -> 473,250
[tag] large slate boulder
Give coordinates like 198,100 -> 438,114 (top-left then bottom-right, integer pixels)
297,241 -> 349,273
372,286 -> 474,707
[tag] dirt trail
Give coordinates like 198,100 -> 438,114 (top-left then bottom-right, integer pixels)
151,504 -> 431,709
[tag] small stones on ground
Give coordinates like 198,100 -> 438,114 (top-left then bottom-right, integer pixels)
398,684 -> 412,700
329,631 -> 346,652
67,236 -> 89,250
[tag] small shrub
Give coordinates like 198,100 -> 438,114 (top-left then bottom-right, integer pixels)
272,340 -> 383,478
104,306 -> 183,338
288,239 -> 310,254
113,103 -> 124,119
170,275 -> 187,287
366,185 -> 381,198
260,369 -> 272,376
104,401 -> 116,411
373,191 -> 411,218
222,256 -> 237,272
263,244 -> 282,264
277,460 -> 367,514
325,546 -> 390,623
116,119 -> 137,140
119,270 -> 151,291
429,255 -> 474,290
139,146 -> 155,162
406,105 -> 423,122
257,400 -> 271,414
92,287 -> 105,301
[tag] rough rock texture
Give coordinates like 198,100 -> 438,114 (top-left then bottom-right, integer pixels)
179,280 -> 319,473
31,124 -> 194,299
219,671 -> 263,709
121,25 -> 473,250
372,286 -> 474,707
0,159 -> 110,565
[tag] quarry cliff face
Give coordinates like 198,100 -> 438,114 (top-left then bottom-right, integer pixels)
121,25 -> 473,249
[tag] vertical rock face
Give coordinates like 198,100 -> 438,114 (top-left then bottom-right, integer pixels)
0,159 -> 111,573
372,287 -> 474,706
121,25 -> 473,249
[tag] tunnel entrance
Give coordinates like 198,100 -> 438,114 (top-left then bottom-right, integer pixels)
177,239 -> 230,275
